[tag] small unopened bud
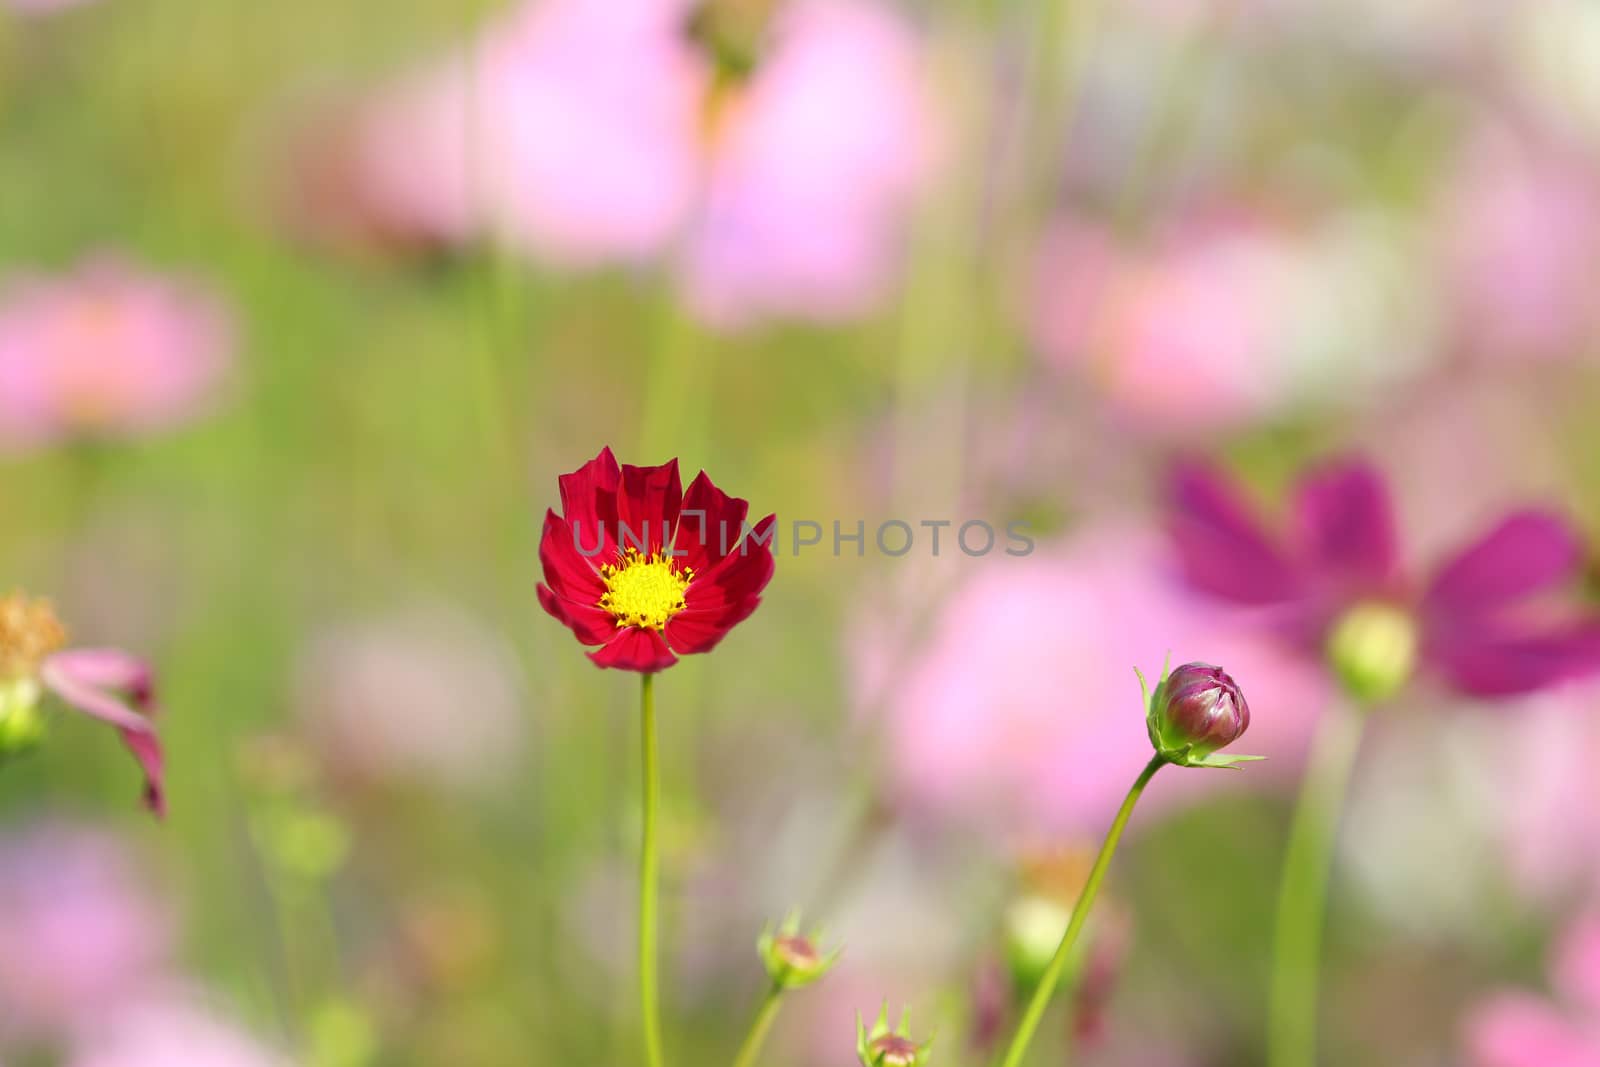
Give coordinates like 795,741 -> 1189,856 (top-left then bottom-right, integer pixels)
1325,601 -> 1416,705
857,1004 -> 933,1067
1142,661 -> 1262,769
758,912 -> 840,990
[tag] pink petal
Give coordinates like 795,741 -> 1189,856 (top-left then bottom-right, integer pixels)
1293,458 -> 1397,588
40,651 -> 165,817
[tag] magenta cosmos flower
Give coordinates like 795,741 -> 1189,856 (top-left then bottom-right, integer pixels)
0,592 -> 165,815
537,448 -> 775,672
1167,456 -> 1600,698
0,257 -> 231,450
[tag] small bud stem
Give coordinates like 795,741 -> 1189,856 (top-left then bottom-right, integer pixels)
640,672 -> 667,1067
995,755 -> 1164,1067
1267,701 -> 1369,1067
730,985 -> 785,1067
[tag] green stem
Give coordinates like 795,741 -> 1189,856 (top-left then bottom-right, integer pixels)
729,986 -> 784,1067
639,672 -> 666,1067
1267,703 -> 1369,1067
996,755 -> 1164,1067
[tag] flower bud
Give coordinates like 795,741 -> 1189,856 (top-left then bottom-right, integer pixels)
856,1005 -> 932,1067
1325,601 -> 1416,705
1143,661 -> 1262,769
758,912 -> 840,990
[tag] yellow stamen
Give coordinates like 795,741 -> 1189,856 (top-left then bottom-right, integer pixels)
598,549 -> 693,631
0,592 -> 68,681
1325,600 -> 1418,705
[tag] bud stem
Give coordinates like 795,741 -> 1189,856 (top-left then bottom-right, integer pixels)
640,672 -> 667,1067
730,985 -> 784,1067
995,755 -> 1164,1067
1267,701 -> 1369,1067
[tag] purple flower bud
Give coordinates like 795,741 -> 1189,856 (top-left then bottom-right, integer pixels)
857,1005 -> 932,1067
757,912 -> 840,990
1145,662 -> 1258,768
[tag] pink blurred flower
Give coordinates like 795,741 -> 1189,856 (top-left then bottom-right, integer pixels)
294,606 -> 526,794
2,0 -> 96,15
331,0 -> 934,327
1466,912 -> 1600,1067
0,257 -> 231,450
855,525 -> 1330,838
1440,127 -> 1600,362
1487,685 -> 1600,903
1029,209 -> 1433,433
1030,214 -> 1287,432
67,992 -> 292,1067
678,0 -> 935,326
353,0 -> 702,263
0,824 -> 174,1042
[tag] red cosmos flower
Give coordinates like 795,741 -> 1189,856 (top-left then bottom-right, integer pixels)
537,448 -> 776,672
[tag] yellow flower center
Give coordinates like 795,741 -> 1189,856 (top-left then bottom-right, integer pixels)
0,592 -> 68,681
598,549 -> 693,631
1325,600 -> 1418,705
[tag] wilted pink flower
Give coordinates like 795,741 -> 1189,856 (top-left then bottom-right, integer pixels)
856,525 -> 1329,837
0,824 -> 174,1042
1466,911 -> 1600,1067
1440,126 -> 1600,362
1,593 -> 166,816
67,992 -> 292,1067
0,257 -> 231,450
327,0 -> 934,327
294,606 -> 526,794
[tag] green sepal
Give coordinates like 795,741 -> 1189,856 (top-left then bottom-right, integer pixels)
1183,751 -> 1266,769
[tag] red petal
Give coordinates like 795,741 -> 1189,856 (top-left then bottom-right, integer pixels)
559,448 -> 622,561
617,459 -> 683,555
673,471 -> 751,573
665,597 -> 763,654
588,627 -> 678,672
540,510 -> 607,601
689,514 -> 776,606
538,583 -> 618,646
